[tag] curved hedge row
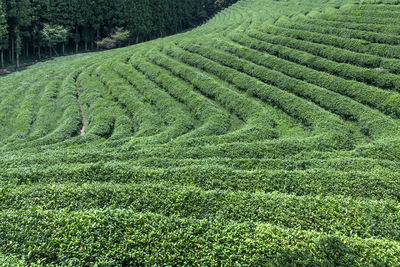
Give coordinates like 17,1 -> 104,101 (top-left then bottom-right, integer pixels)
1,210 -> 400,266
225,34 -> 400,117
1,0 -> 400,265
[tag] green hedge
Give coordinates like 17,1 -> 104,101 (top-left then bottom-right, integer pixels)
113,62 -> 195,142
250,26 -> 400,83
287,17 -> 400,45
1,210 -> 399,266
131,57 -> 232,139
219,35 -> 400,118
176,41 -> 399,139
2,163 -> 399,200
2,182 -> 400,240
164,45 -> 354,148
305,17 -> 400,36
258,24 -> 400,59
149,51 -> 278,138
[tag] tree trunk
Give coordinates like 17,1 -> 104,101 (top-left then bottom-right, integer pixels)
85,41 -> 87,51
62,43 -> 65,55
1,51 -> 3,68
96,29 -> 99,50
16,40 -> 19,69
75,42 -> 78,53
49,46 -> 52,57
52,46 -> 59,57
11,38 -> 14,64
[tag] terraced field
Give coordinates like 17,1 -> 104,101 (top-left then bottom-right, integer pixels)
1,0 -> 400,265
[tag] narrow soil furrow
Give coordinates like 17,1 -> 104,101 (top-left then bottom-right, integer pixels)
76,90 -> 87,136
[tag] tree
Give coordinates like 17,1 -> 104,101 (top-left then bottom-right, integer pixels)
0,0 -> 238,66
50,0 -> 76,53
0,2 -> 8,67
96,37 -> 115,49
15,26 -> 20,68
96,27 -> 129,49
3,0 -> 32,68
30,0 -> 50,59
40,24 -> 68,57
111,27 -> 129,47
88,0 -> 103,49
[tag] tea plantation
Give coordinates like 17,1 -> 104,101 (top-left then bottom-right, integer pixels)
1,0 -> 400,265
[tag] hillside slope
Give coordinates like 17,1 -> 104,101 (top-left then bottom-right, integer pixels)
1,0 -> 400,265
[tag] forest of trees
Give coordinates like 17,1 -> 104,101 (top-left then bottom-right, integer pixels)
0,0 -> 238,68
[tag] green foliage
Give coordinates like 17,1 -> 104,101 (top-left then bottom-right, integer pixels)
0,0 -> 400,265
97,27 -> 130,49
0,0 -> 240,65
111,27 -> 130,46
40,24 -> 68,48
96,37 -> 116,49
0,2 -> 7,50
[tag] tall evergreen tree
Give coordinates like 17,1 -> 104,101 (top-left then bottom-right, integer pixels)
30,0 -> 49,59
90,0 -> 106,49
40,23 -> 68,56
0,2 -> 8,67
2,0 -> 32,68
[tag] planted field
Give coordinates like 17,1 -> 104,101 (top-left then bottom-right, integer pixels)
1,0 -> 400,265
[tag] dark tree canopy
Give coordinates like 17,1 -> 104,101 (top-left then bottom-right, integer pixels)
0,0 -> 239,67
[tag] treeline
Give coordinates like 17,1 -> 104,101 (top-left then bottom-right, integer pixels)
0,0 -> 238,68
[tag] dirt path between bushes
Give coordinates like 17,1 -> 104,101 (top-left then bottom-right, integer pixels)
76,90 -> 87,135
